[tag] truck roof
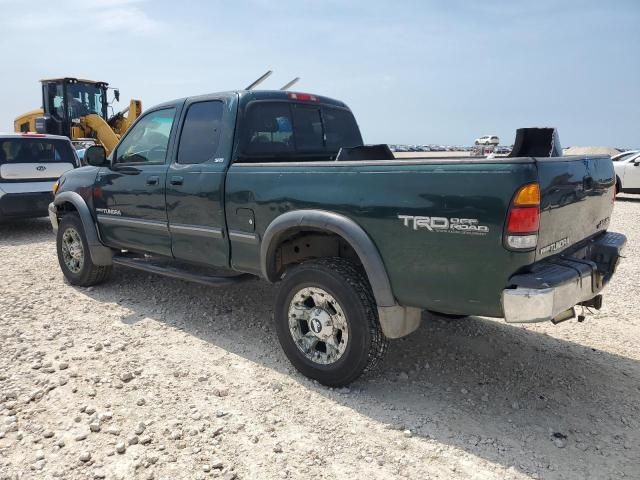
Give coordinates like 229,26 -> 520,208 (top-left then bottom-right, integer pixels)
151,90 -> 350,111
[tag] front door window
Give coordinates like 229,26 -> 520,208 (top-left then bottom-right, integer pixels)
115,108 -> 176,164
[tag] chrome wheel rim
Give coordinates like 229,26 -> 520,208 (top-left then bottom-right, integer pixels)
61,227 -> 84,274
288,287 -> 349,365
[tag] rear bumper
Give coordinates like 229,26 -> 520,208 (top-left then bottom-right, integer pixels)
0,190 -> 53,219
502,231 -> 626,323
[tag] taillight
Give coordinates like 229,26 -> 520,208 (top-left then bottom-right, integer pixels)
505,183 -> 540,250
507,207 -> 540,232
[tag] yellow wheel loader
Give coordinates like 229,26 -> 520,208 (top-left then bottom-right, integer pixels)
14,78 -> 141,155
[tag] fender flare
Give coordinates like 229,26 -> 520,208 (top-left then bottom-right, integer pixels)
260,209 -> 396,308
53,191 -> 113,266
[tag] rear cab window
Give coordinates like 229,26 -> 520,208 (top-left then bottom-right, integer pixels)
237,101 -> 362,162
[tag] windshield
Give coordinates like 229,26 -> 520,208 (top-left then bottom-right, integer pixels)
0,139 -> 77,164
67,83 -> 105,118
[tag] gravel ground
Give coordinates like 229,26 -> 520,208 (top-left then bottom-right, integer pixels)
1,196 -> 639,480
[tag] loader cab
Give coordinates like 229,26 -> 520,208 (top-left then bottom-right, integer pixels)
38,78 -> 109,138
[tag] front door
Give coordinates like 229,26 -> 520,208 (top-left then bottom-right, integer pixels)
94,107 -> 178,256
166,98 -> 232,267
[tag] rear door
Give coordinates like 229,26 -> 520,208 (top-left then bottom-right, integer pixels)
165,97 -> 235,267
93,107 -> 178,256
536,155 -> 616,260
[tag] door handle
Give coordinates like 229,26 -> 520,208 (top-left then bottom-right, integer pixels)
146,176 -> 160,186
170,176 -> 184,186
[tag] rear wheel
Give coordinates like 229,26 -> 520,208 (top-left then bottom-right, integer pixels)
56,214 -> 111,286
274,257 -> 388,387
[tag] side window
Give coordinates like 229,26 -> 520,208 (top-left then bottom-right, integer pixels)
177,101 -> 224,164
322,107 -> 362,150
292,105 -> 323,151
115,108 -> 176,164
242,103 -> 293,155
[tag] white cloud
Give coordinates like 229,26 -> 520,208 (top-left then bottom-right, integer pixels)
0,0 -> 163,36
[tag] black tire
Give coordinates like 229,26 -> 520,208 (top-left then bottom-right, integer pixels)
274,257 -> 389,387
56,214 -> 112,286
616,176 -> 622,195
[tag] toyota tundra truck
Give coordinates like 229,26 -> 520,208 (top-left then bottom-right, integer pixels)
48,90 -> 626,386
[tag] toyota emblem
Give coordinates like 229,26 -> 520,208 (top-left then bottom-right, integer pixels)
36,166 -> 46,171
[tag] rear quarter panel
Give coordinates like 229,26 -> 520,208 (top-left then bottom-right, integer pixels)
225,159 -> 538,317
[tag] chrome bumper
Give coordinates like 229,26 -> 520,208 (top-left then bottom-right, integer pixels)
502,232 -> 626,323
48,202 -> 58,232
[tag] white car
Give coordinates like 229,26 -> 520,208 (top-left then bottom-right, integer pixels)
613,151 -> 640,194
475,135 -> 499,146
0,133 -> 79,221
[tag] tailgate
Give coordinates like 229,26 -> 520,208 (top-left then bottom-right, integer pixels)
536,155 -> 615,260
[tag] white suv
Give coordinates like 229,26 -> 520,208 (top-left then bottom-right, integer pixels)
475,135 -> 499,146
0,133 -> 79,221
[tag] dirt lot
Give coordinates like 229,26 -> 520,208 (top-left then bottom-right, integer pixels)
1,197 -> 639,480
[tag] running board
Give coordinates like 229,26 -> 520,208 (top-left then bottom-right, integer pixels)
111,256 -> 254,287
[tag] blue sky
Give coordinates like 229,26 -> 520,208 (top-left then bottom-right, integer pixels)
0,0 -> 638,147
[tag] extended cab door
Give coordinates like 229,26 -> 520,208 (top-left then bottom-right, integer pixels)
93,107 -> 178,256
165,97 -> 235,267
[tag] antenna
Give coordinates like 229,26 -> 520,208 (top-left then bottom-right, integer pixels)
280,77 -> 300,91
246,70 -> 273,90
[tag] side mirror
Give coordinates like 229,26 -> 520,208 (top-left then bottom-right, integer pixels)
85,145 -> 107,167
114,89 -> 120,102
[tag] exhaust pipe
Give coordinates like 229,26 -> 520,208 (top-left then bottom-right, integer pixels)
551,307 -> 575,325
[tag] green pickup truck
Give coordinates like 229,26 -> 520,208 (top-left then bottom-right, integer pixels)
49,90 -> 626,386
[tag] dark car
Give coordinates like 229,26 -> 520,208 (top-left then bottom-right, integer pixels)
48,90 -> 626,386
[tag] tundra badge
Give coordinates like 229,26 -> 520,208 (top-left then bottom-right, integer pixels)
539,237 -> 569,255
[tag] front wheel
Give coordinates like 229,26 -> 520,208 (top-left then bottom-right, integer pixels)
56,214 -> 112,286
274,258 -> 389,387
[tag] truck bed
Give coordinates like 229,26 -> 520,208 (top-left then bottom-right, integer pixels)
225,154 -> 615,317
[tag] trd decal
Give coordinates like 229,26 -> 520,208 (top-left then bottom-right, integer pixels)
398,215 -> 489,235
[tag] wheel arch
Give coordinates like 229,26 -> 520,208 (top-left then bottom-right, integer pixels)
261,210 -> 395,307
53,191 -> 113,266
